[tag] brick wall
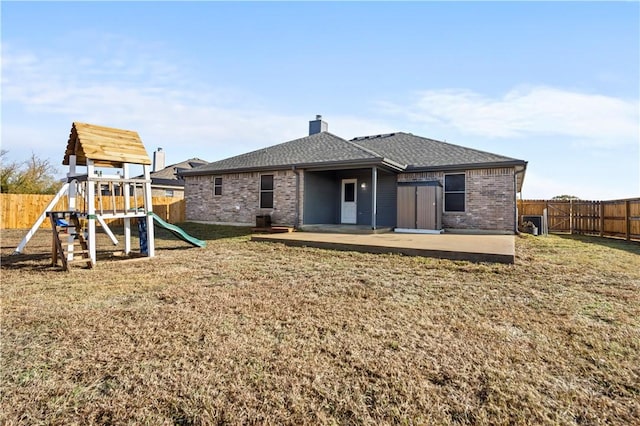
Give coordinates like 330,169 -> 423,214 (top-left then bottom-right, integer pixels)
150,188 -> 184,199
134,187 -> 184,199
184,170 -> 301,226
185,167 -> 515,231
398,167 -> 516,232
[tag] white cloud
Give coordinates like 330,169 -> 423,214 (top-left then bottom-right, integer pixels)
379,86 -> 639,147
0,43 -> 277,159
1,41 -> 395,165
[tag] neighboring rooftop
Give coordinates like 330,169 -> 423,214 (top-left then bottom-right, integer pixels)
150,158 -> 209,186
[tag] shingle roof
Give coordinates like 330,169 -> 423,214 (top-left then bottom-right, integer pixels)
185,132 -> 390,174
148,158 -> 209,187
183,130 -> 526,176
351,132 -> 525,170
151,158 -> 208,180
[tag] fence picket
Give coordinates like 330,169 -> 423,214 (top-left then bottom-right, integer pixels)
1,194 -> 185,229
517,198 -> 639,241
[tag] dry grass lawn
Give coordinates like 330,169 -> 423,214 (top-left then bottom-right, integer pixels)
1,224 -> 639,425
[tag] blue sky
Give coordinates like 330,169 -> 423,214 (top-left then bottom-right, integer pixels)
2,1 -> 638,200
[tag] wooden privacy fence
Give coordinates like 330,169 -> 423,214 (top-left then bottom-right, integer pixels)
0,194 -> 185,229
518,198 -> 640,241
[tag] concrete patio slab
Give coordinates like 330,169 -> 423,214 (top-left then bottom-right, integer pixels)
251,232 -> 515,263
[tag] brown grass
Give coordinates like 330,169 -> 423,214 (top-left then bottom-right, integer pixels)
1,224 -> 639,425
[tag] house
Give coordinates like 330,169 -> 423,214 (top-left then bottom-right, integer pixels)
181,116 -> 527,233
144,148 -> 208,198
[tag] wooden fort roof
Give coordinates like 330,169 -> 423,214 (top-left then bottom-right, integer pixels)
63,122 -> 151,167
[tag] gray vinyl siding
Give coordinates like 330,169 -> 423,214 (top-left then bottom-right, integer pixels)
375,172 -> 397,227
303,171 -> 339,224
303,168 -> 378,225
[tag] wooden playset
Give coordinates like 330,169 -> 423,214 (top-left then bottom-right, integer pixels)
14,122 -> 156,269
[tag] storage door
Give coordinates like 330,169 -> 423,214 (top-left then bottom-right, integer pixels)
416,186 -> 436,229
397,186 -> 416,229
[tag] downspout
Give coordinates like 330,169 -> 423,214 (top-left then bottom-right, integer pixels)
514,168 -> 526,234
293,166 -> 300,229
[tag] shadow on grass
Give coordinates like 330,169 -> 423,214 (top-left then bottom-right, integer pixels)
1,223 -> 253,271
93,222 -> 253,244
163,222 -> 254,241
554,233 -> 640,256
0,249 -> 135,271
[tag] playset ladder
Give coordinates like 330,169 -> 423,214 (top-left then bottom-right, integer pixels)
48,211 -> 93,271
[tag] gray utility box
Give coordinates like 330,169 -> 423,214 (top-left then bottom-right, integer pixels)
255,215 -> 272,228
522,215 -> 543,230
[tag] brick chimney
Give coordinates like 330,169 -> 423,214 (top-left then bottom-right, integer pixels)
309,115 -> 328,135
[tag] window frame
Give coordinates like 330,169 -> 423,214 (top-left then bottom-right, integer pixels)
259,174 -> 274,209
444,173 -> 466,212
213,176 -> 222,196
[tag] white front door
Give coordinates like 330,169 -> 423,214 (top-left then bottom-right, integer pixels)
341,179 -> 357,224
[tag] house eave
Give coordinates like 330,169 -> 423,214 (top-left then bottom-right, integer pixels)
151,178 -> 185,187
405,159 -> 527,173
151,183 -> 185,190
181,158 -> 405,176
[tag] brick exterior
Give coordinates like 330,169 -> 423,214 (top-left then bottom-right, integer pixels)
398,167 -> 516,232
135,187 -> 184,199
150,188 -> 184,199
185,170 -> 302,226
186,167 -> 515,232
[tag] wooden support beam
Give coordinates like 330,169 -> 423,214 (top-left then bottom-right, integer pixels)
371,167 -> 377,230
123,164 -> 132,255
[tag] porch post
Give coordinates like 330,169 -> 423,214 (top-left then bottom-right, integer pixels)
371,167 -> 377,230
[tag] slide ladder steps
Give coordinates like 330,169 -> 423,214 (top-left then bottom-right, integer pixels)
48,211 -> 93,271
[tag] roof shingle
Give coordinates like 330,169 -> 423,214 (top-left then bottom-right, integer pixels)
188,132 -> 384,174
184,130 -> 526,175
352,132 -> 524,170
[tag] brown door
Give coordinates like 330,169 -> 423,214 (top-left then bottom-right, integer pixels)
397,186 -> 416,228
416,186 -> 436,229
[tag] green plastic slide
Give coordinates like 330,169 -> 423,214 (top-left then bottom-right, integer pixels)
149,213 -> 206,248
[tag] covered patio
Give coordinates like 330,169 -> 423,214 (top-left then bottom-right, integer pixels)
302,165 -> 400,229
251,232 -> 515,264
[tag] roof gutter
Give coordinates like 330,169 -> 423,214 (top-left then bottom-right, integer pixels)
405,159 -> 528,173
180,158 -> 405,176
514,165 -> 527,234
292,166 -> 301,229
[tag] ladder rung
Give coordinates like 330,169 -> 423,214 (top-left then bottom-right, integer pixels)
67,258 -> 92,265
67,249 -> 89,255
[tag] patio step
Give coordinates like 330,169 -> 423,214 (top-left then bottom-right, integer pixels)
251,226 -> 294,234
299,225 -> 393,234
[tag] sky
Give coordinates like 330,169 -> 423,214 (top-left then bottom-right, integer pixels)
1,1 -> 639,200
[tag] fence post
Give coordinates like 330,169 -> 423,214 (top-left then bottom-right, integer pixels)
599,201 -> 604,237
569,199 -> 573,235
626,200 -> 631,241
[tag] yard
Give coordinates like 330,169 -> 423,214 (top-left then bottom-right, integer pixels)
1,224 -> 639,424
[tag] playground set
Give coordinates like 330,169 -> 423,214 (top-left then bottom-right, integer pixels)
13,122 -> 205,270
